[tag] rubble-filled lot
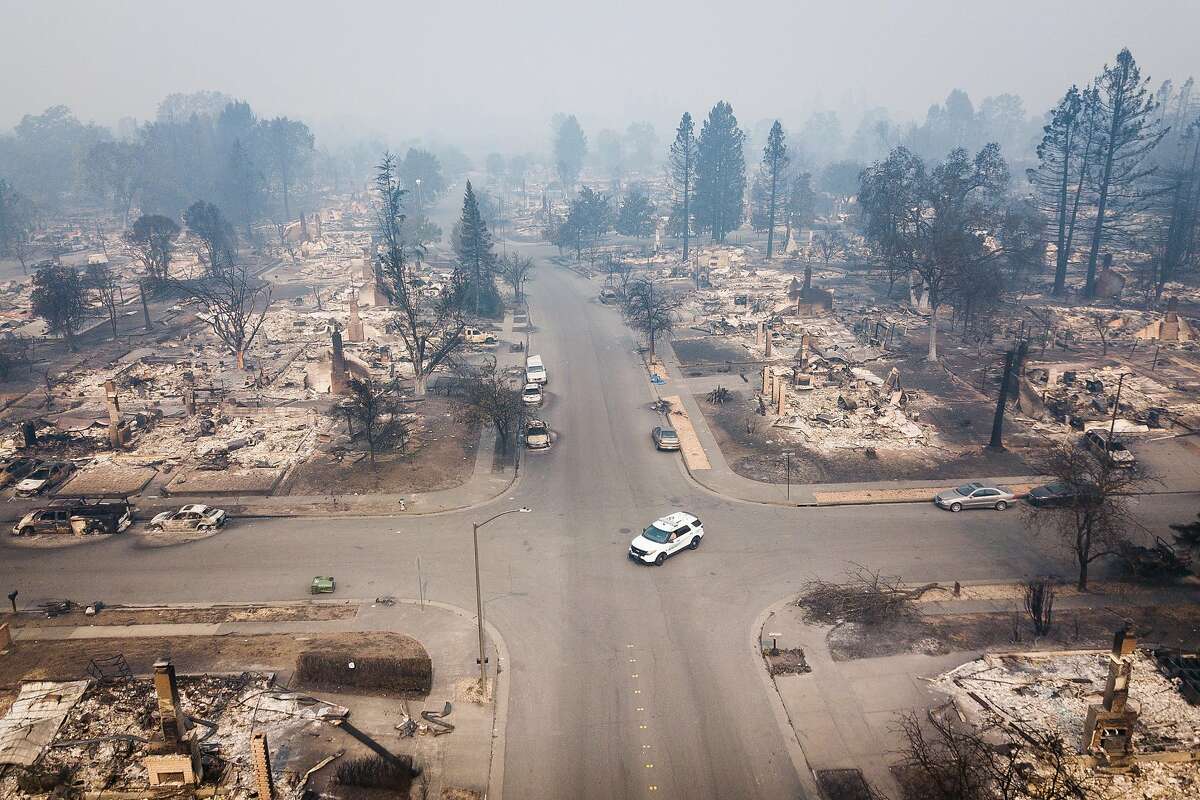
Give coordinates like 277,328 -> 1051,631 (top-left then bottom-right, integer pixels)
1,199 -> 489,502
932,650 -> 1200,800
660,237 -> 1200,485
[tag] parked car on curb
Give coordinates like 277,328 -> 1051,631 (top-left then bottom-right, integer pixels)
1083,430 -> 1137,469
522,383 -> 543,406
933,482 -> 1015,512
651,426 -> 680,451
13,499 -> 134,536
525,354 -> 548,385
629,511 -> 704,566
147,504 -> 227,532
1025,481 -> 1101,508
13,461 -> 76,497
525,419 -> 551,449
0,457 -> 41,488
599,288 -> 620,304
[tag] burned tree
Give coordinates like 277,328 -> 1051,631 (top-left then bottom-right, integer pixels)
893,709 -> 1081,800
797,564 -> 937,625
461,357 -> 523,453
1024,440 -> 1145,590
375,153 -> 465,396
809,229 -> 845,294
498,252 -> 534,301
343,377 -> 409,463
1080,49 -> 1168,297
85,260 -> 120,339
859,145 -> 1009,360
1028,86 -> 1098,295
622,277 -> 677,358
175,262 -> 271,369
124,213 -> 180,287
184,200 -> 237,275
1023,578 -> 1056,637
30,263 -> 89,351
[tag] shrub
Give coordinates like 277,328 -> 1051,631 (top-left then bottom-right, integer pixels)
296,651 -> 432,694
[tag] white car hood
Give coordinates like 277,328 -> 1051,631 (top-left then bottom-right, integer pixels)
150,511 -> 171,525
630,534 -> 665,552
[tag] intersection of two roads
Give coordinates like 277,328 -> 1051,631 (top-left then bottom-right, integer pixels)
3,243 -> 1196,799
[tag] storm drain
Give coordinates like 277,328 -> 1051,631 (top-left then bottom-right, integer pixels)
815,768 -> 873,800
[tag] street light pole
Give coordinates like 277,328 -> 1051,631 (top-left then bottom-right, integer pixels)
471,507 -> 531,686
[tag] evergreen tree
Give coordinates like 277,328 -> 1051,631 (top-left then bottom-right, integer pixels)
553,115 -> 587,197
757,121 -> 789,258
669,113 -> 698,261
693,101 -> 747,242
455,181 -> 499,316
615,185 -> 657,237
1081,49 -> 1168,296
31,264 -> 89,351
784,171 -> 816,254
1028,86 -> 1096,295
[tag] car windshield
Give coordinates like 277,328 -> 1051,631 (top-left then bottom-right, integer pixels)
642,524 -> 673,543
660,429 -> 678,439
955,483 -> 978,495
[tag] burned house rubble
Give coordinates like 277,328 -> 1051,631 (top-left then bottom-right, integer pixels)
0,659 -> 352,799
0,198 -> 496,502
661,240 -> 1200,473
933,631 -> 1200,799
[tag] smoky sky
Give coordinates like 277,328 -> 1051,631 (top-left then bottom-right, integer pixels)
3,0 -> 1198,152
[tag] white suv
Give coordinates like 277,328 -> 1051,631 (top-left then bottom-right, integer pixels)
629,511 -> 704,566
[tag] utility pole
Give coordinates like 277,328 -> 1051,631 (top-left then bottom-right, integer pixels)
1108,373 -> 1131,447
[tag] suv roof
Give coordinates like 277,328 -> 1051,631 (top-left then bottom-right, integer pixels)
653,511 -> 698,530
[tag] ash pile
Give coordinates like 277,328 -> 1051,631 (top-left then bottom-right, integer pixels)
0,660 -> 348,799
932,631 -> 1200,799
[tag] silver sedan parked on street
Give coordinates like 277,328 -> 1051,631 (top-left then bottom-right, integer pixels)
933,482 -> 1015,512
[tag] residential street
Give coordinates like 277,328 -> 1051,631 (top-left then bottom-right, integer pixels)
2,247 -> 1197,800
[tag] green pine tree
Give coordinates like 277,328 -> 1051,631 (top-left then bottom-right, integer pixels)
693,101 -> 747,242
455,181 -> 499,317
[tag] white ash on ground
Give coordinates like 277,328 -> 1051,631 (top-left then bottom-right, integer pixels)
0,674 -> 347,800
934,651 -> 1200,753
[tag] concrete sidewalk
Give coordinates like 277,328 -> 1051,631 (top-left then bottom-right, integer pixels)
9,599 -> 505,798
652,340 -> 1200,508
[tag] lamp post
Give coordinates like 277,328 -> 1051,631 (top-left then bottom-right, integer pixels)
782,451 -> 794,500
414,178 -> 422,214
472,507 -> 531,685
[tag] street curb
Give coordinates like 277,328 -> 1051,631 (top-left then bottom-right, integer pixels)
751,596 -> 823,800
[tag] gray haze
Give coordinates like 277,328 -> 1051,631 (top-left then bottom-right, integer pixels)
3,0 -> 1198,148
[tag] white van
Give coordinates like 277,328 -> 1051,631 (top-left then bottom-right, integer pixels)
525,354 -> 548,385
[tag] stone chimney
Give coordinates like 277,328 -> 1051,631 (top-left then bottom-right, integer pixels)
330,329 -> 349,395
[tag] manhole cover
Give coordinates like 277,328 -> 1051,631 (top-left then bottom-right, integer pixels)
619,528 -> 631,534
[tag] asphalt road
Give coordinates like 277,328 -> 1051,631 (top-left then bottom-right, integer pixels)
3,244 -> 1198,800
